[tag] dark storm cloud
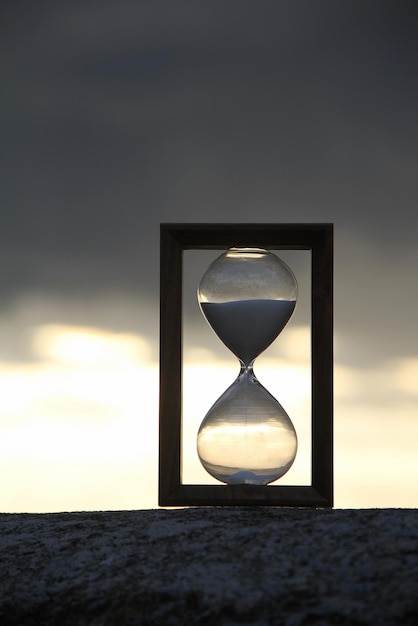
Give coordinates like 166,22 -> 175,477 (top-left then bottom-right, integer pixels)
1,1 -> 417,361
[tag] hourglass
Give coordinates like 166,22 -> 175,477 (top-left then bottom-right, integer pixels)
159,223 -> 333,507
197,248 -> 298,485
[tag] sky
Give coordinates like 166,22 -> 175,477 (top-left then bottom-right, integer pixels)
1,0 -> 417,511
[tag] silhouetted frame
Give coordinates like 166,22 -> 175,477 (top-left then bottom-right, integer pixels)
159,223 -> 333,507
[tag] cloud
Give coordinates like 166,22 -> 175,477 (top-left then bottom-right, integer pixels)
31,324 -> 152,367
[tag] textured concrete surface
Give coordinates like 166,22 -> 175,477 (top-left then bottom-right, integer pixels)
1,508 -> 417,625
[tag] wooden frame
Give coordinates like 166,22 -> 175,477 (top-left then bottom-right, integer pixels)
159,223 -> 333,507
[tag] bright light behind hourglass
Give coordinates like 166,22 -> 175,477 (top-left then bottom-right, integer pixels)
198,422 -> 297,469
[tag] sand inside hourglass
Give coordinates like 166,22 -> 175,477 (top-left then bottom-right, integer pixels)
200,298 -> 295,365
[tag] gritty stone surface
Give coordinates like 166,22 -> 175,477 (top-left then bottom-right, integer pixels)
0,508 -> 417,625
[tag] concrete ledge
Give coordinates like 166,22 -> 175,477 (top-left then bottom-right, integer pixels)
1,508 -> 417,625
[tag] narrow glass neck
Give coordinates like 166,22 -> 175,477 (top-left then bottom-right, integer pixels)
239,360 -> 255,375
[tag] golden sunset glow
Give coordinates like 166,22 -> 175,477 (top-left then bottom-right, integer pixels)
0,325 -> 158,512
0,322 -> 417,512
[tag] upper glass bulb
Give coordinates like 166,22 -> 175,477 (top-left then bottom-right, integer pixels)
198,248 -> 298,366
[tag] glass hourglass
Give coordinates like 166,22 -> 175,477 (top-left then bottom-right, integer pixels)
196,247 -> 298,485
